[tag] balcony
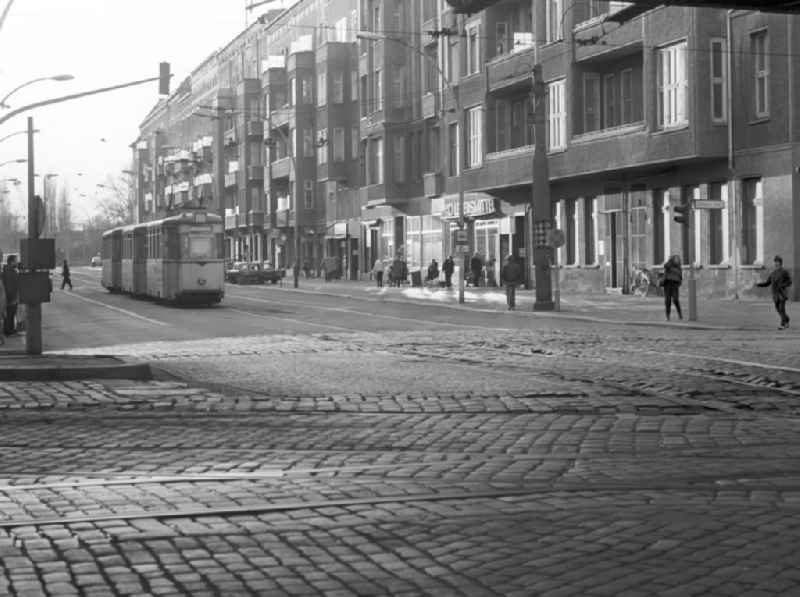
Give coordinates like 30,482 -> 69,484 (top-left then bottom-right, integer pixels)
247,165 -> 264,182
423,172 -> 442,198
275,209 -> 291,228
225,213 -> 237,230
270,107 -> 290,129
224,127 -> 237,147
247,211 -> 265,229
246,120 -> 264,138
271,156 -> 292,180
224,172 -> 238,188
422,91 -> 439,120
487,44 -> 535,93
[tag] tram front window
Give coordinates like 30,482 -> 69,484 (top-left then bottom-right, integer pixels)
185,236 -> 216,260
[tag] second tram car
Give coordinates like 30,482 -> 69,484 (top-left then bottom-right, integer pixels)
102,211 -> 224,304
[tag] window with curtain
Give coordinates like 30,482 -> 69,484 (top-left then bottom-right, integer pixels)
657,41 -> 688,128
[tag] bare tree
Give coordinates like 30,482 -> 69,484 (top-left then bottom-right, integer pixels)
96,174 -> 135,225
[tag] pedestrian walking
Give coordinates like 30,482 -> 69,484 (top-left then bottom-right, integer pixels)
61,259 -> 73,290
391,254 -> 407,287
373,258 -> 384,287
662,254 -> 683,321
500,255 -> 523,310
757,255 -> 792,329
442,256 -> 455,289
470,252 -> 483,287
1,254 -> 20,336
426,259 -> 439,285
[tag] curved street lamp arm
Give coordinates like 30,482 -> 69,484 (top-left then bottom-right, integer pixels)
0,128 -> 39,144
0,76 -> 159,127
0,77 -> 51,108
0,0 -> 16,37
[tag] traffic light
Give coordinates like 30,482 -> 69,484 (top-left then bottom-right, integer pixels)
159,62 -> 171,96
673,201 -> 691,226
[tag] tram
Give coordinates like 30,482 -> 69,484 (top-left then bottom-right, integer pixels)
101,211 -> 224,305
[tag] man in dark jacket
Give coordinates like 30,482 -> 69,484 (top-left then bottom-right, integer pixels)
757,255 -> 792,329
442,256 -> 455,288
1,254 -> 20,335
500,255 -> 523,310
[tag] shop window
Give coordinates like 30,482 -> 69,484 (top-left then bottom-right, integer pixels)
708,182 -> 725,265
565,199 -> 576,265
584,197 -> 596,265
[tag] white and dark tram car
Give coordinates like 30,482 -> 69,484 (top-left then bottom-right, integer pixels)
102,211 -> 224,304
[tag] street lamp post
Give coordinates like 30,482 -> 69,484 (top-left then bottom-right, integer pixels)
0,74 -> 74,109
357,30 -> 468,303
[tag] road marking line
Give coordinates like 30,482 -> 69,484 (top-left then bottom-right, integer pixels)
226,291 -> 514,331
227,307 -> 355,332
648,350 -> 800,375
61,292 -> 168,327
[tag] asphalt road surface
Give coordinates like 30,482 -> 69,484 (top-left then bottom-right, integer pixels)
0,266 -> 798,596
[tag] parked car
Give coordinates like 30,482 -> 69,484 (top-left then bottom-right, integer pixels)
261,262 -> 285,284
225,262 -> 264,284
90,255 -> 102,267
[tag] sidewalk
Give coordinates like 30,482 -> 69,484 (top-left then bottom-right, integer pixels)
0,332 -> 151,380
283,277 -> 789,332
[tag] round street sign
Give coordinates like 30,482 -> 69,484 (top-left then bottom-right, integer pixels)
549,229 -> 566,248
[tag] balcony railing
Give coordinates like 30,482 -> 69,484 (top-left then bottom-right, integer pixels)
422,91 -> 439,120
271,156 -> 292,179
423,171 -> 442,197
224,172 -> 238,188
246,120 -> 264,138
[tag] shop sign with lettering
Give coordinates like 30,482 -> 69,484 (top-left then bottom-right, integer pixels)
442,196 -> 496,219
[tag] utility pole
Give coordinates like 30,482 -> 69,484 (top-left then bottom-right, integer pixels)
25,116 -> 43,354
531,64 -> 554,310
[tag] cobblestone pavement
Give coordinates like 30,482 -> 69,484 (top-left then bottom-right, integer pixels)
2,326 -> 800,595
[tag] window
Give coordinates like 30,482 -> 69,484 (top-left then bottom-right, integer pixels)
317,131 -> 327,165
360,75 -> 369,116
583,73 -> 601,133
303,129 -> 314,158
327,72 -> 340,105
288,127 -> 295,157
741,178 -> 762,265
372,0 -> 381,31
708,182 -> 725,265
565,199 -> 576,265
710,38 -> 727,123
589,0 -> 609,18
304,180 -> 314,209
288,76 -> 296,105
448,122 -> 459,177
546,0 -> 563,43
374,69 -> 383,111
466,22 -> 480,75
393,136 -> 405,183
630,188 -> 648,267
301,75 -> 312,104
428,125 -> 440,172
392,68 -> 405,108
752,30 -> 769,118
351,126 -> 360,160
317,71 -> 326,106
584,197 -> 596,265
351,70 -> 358,102
335,17 -> 347,42
496,99 -> 509,151
331,127 -> 345,162
657,41 -> 688,128
466,106 -> 483,168
495,22 -> 508,56
446,39 -> 457,84
510,97 -> 532,148
620,69 -> 634,125
548,80 -> 566,150
375,137 -> 384,184
424,45 -> 439,92
604,73 -> 617,127
652,190 -> 665,265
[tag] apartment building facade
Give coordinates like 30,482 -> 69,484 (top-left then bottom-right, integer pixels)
133,0 -> 800,298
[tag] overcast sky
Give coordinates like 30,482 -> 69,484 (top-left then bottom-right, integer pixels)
0,0 -> 252,223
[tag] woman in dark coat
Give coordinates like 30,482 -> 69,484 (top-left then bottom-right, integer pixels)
662,254 -> 683,321
61,260 -> 73,290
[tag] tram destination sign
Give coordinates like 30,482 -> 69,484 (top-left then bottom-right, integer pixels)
693,200 -> 726,209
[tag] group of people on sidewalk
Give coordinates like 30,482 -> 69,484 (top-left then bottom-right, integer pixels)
659,253 -> 792,329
